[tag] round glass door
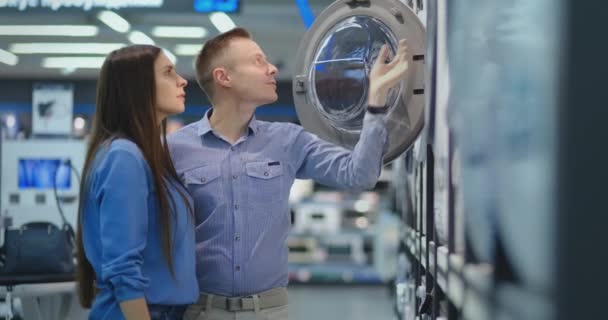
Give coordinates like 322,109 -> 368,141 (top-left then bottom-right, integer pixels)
310,16 -> 401,132
293,0 -> 426,163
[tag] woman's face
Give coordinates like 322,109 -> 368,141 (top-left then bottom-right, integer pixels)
154,52 -> 188,121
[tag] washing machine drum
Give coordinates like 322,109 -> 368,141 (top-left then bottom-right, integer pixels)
292,0 -> 426,163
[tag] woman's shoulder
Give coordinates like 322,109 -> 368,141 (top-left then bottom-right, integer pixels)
107,138 -> 144,159
93,138 -> 149,176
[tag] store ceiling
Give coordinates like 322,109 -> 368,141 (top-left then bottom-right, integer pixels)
0,0 -> 334,80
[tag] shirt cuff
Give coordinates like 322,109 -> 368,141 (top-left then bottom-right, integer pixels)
363,110 -> 388,128
110,274 -> 149,302
367,104 -> 389,114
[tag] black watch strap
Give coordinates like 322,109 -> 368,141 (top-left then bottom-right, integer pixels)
367,104 -> 389,114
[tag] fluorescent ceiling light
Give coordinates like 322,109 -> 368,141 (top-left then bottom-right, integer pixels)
42,57 -> 105,69
152,26 -> 208,38
0,25 -> 98,37
174,44 -> 203,56
97,11 -> 131,33
209,12 -> 236,33
128,31 -> 155,45
0,48 -> 18,66
10,43 -> 125,54
162,48 -> 177,64
61,67 -> 77,75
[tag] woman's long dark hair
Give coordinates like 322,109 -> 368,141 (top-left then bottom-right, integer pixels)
76,45 -> 192,308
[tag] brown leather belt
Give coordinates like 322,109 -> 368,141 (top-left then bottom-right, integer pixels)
198,287 -> 288,312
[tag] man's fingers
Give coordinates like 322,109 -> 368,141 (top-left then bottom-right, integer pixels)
377,44 -> 389,64
383,39 -> 408,67
388,48 -> 408,68
396,39 -> 408,57
400,48 -> 408,62
388,56 -> 400,68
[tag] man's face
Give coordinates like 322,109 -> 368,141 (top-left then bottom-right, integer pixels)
223,38 -> 278,106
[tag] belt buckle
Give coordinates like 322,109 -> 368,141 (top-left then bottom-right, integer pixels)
226,297 -> 241,311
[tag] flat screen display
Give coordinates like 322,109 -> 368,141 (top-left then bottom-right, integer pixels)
194,0 -> 239,13
18,159 -> 71,189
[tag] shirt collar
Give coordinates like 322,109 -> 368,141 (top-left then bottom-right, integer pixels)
197,108 -> 259,137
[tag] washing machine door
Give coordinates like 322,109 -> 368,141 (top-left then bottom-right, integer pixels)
292,0 -> 426,163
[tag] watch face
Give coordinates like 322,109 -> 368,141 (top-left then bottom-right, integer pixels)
293,0 -> 426,163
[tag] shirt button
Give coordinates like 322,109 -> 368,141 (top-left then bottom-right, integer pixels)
230,147 -> 235,151
235,266 -> 240,271
235,235 -> 240,241
264,172 -> 269,177
234,204 -> 239,210
201,177 -> 207,183
232,175 -> 238,179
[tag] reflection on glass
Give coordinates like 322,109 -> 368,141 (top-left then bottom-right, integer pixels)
309,16 -> 400,132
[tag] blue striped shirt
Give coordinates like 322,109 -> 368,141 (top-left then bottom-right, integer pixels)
81,139 -> 198,319
167,110 -> 387,297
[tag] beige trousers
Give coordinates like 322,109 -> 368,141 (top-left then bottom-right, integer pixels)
183,303 -> 288,320
183,288 -> 289,320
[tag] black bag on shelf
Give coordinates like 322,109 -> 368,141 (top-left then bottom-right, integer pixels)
1,221 -> 75,275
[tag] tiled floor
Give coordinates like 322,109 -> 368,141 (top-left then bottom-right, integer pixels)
288,284 -> 396,320
6,284 -> 396,319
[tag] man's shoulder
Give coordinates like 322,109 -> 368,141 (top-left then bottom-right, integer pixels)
168,121 -> 199,145
255,119 -> 304,136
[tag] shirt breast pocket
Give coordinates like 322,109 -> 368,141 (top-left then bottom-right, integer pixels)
245,161 -> 284,206
184,165 -> 223,206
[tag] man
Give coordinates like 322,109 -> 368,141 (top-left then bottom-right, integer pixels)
168,28 -> 409,320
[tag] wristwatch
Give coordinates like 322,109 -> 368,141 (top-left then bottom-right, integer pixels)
367,104 -> 389,114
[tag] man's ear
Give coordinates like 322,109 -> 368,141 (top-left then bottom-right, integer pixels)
213,67 -> 232,88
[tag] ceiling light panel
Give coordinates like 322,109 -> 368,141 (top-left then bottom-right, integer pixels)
174,44 -> 203,56
10,43 -> 125,54
97,11 -> 131,33
128,31 -> 155,45
152,26 -> 208,38
0,48 -> 18,65
42,57 -> 106,69
209,12 -> 236,33
0,25 -> 99,36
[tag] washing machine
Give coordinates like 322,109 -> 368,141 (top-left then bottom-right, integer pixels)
292,0 -> 427,164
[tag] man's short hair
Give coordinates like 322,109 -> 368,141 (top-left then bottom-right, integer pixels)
195,27 -> 252,100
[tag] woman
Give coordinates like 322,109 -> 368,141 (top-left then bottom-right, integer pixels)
75,45 -> 198,320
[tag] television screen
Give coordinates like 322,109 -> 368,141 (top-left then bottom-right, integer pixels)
194,0 -> 239,13
18,159 -> 71,189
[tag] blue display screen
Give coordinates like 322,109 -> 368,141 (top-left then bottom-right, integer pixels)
18,159 -> 71,190
194,0 -> 239,13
